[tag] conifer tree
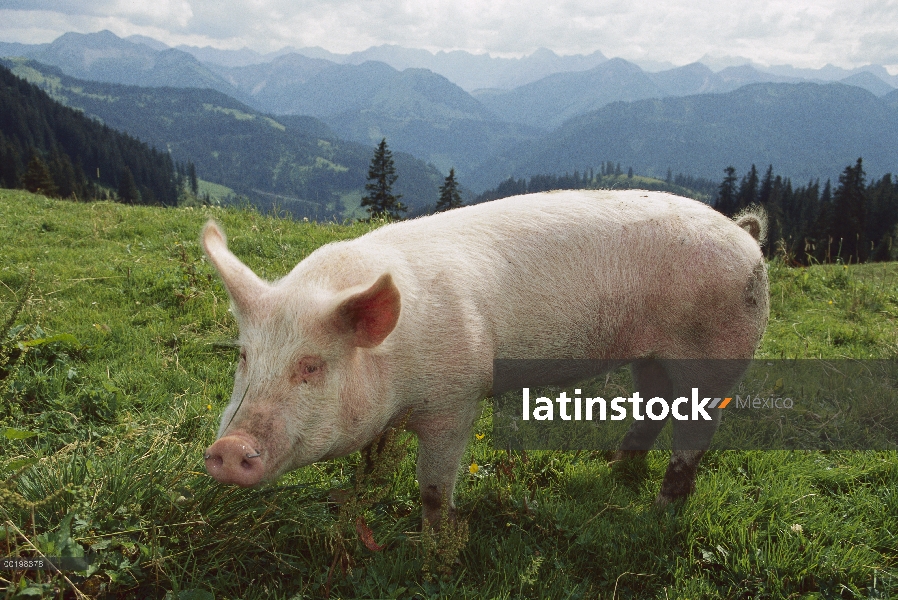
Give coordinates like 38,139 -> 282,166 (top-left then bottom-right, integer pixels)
831,158 -> 866,262
361,138 -> 405,219
758,165 -> 775,205
867,174 -> 897,261
716,166 -> 738,215
821,179 -> 832,204
436,168 -> 463,212
21,153 -> 57,197
0,135 -> 21,189
118,166 -> 141,204
188,160 -> 198,196
737,164 -> 759,210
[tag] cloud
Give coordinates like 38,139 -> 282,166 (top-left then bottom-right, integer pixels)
0,0 -> 896,70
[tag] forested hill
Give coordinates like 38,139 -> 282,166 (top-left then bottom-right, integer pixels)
472,82 -> 898,191
0,64 -> 178,204
2,58 -> 444,220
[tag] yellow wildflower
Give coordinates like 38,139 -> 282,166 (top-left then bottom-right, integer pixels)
469,462 -> 479,474
475,433 -> 485,440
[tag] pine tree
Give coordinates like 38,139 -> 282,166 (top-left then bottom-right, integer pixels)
758,165 -> 775,205
715,166 -> 738,215
187,160 -> 198,196
0,135 -> 21,189
361,138 -> 405,219
821,180 -> 832,203
737,164 -> 759,210
48,151 -> 78,199
809,180 -> 835,262
118,166 -> 141,204
435,168 -> 463,212
831,158 -> 867,262
21,153 -> 57,196
766,175 -> 790,256
867,174 -> 898,261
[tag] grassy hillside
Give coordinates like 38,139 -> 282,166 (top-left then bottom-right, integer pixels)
1,190 -> 896,599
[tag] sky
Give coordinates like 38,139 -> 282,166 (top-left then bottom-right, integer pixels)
1,0 -> 897,73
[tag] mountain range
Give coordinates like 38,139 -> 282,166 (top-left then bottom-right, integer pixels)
176,42 -> 610,92
172,38 -> 898,94
206,53 -> 542,175
0,58 -> 444,219
2,30 -> 898,201
0,31 -> 250,104
473,83 -> 898,191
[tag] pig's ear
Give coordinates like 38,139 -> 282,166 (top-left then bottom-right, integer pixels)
332,273 -> 401,348
201,220 -> 266,315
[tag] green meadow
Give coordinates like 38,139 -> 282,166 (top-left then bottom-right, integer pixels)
1,189 -> 896,599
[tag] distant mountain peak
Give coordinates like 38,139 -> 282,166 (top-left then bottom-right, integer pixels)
530,47 -> 560,59
57,30 -> 123,45
677,62 -> 715,73
839,71 -> 895,96
126,34 -> 170,51
597,57 -> 643,72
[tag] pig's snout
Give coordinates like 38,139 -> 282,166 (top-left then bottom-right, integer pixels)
204,434 -> 265,487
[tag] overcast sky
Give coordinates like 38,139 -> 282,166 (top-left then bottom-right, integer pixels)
1,1 -> 897,72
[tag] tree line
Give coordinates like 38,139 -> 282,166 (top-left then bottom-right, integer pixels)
475,167 -> 718,204
713,160 -> 897,264
0,64 -> 179,205
473,159 -> 897,265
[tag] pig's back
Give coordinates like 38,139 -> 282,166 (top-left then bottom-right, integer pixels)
353,189 -> 766,364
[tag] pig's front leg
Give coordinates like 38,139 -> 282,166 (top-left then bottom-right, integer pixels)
414,420 -> 473,527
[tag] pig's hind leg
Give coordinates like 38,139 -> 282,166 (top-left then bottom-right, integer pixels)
655,359 -> 750,506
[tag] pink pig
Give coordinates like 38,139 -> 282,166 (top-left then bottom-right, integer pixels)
202,190 -> 769,523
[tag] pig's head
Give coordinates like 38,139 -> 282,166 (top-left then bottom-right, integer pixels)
200,221 -> 400,487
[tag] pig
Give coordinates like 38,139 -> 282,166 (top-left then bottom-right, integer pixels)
202,189 -> 769,524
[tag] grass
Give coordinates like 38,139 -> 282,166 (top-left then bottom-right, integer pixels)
0,189 -> 896,599
195,180 -> 235,206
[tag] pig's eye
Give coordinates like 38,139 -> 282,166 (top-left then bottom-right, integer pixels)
292,356 -> 325,385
